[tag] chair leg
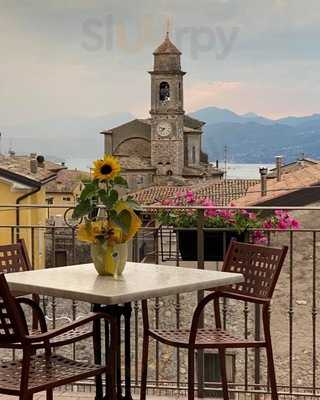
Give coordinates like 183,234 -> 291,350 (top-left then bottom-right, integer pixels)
46,388 -> 53,400
219,348 -> 229,400
266,341 -> 278,400
187,349 -> 195,400
140,333 -> 149,400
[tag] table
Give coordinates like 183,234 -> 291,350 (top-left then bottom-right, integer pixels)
6,262 -> 243,400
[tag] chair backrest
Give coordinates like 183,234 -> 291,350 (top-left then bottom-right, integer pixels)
0,239 -> 32,273
222,240 -> 288,300
0,274 -> 27,345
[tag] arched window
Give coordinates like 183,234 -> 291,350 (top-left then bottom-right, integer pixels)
166,170 -> 173,176
192,146 -> 196,164
159,82 -> 170,102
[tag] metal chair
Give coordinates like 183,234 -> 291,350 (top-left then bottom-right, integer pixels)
0,272 -> 117,400
0,239 -> 92,346
140,241 -> 288,400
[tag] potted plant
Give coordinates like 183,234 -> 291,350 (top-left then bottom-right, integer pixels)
156,191 -> 299,261
72,154 -> 141,276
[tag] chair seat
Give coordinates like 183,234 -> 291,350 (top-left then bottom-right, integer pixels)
150,328 -> 266,349
0,354 -> 105,394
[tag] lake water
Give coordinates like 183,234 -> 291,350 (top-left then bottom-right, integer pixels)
222,163 -> 274,179
64,158 -> 274,180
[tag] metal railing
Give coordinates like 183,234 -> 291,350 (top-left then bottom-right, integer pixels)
0,203 -> 319,398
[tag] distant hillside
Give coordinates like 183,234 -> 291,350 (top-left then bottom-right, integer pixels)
2,106 -> 320,164
1,112 -> 134,160
191,107 -> 320,163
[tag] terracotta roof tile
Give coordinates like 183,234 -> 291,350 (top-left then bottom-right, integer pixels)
235,163 -> 320,206
130,179 -> 259,206
0,155 -> 61,184
46,169 -> 90,194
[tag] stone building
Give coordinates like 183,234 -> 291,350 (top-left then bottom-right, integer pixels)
101,33 -> 223,190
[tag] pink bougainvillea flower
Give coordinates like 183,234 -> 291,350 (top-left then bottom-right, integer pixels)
253,230 -> 268,244
263,220 -> 273,229
185,190 -> 195,204
291,219 -> 300,229
278,220 -> 289,230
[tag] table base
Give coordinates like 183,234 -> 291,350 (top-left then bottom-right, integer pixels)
93,302 -> 133,400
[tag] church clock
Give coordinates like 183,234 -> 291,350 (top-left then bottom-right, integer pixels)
157,121 -> 172,137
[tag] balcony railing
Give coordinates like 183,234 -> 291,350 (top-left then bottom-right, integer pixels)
0,203 -> 319,398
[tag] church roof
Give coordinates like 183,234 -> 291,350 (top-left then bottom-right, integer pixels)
102,116 -> 204,135
153,34 -> 181,55
184,115 -> 205,129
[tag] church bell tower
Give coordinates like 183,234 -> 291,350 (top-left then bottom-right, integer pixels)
149,32 -> 186,178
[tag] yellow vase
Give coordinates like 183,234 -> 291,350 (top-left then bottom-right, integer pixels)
90,242 -> 128,277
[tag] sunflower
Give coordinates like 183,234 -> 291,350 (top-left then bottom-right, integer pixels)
114,201 -> 142,242
92,154 -> 121,181
77,222 -> 96,243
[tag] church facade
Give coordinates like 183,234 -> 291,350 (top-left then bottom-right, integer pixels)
101,33 -> 223,190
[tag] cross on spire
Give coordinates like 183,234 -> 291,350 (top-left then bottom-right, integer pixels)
165,16 -> 172,38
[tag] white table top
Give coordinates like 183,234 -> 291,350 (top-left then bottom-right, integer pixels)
6,262 -> 243,305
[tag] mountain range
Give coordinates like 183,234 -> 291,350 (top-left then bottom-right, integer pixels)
190,107 -> 320,163
1,107 -> 320,165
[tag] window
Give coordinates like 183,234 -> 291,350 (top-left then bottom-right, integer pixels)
62,196 -> 71,201
46,197 -> 53,205
203,352 -> 235,397
166,170 -> 173,176
192,146 -> 196,164
136,176 -> 144,185
54,250 -> 67,268
159,81 -> 170,102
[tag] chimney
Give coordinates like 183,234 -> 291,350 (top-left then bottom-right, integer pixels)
30,154 -> 37,174
259,167 -> 268,196
216,160 -> 219,168
275,155 -> 283,182
36,155 -> 45,168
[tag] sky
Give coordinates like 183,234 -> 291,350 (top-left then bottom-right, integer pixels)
1,0 -> 320,126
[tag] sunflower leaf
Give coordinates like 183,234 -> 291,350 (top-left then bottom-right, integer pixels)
72,199 -> 91,219
99,189 -> 118,209
114,175 -> 128,188
111,210 -> 132,234
126,197 -> 141,210
79,181 -> 98,201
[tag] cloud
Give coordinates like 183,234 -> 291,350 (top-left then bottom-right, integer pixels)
185,81 -> 242,111
1,0 -> 320,126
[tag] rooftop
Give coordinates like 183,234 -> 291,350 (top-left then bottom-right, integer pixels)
46,169 -> 90,194
235,162 -> 320,206
0,154 -> 63,186
153,33 -> 182,55
130,179 -> 259,206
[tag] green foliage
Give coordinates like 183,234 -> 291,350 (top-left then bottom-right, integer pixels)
72,175 -> 133,226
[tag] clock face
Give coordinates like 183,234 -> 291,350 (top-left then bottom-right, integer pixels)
157,121 -> 172,137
